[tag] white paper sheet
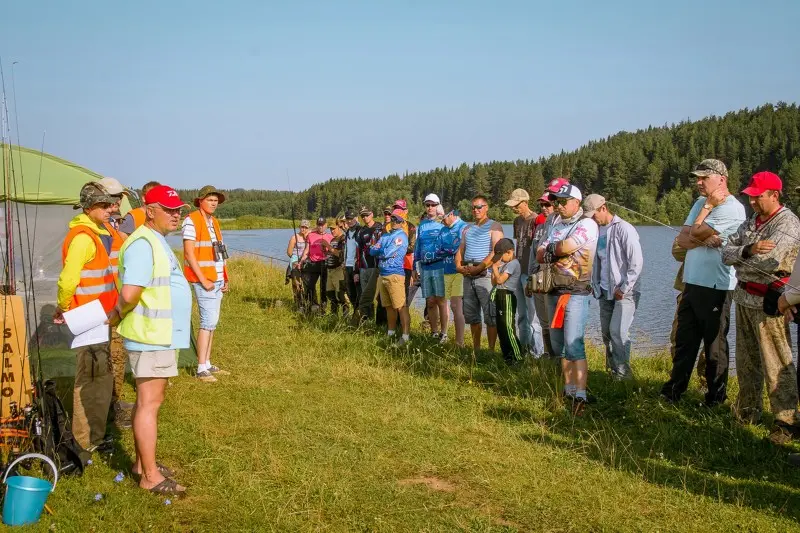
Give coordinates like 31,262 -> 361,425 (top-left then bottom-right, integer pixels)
70,324 -> 109,348
63,300 -> 110,348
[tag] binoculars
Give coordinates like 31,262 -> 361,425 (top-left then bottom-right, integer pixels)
213,241 -> 229,261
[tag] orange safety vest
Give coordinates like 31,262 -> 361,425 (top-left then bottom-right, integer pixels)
128,206 -> 146,229
183,210 -> 228,283
61,226 -> 119,313
103,222 -> 125,283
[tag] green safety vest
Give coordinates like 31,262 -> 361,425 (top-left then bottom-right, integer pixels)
116,225 -> 173,345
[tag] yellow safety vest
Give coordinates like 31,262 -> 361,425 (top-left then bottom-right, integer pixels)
116,225 -> 174,346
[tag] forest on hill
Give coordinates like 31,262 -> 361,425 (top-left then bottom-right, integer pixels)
177,102 -> 800,224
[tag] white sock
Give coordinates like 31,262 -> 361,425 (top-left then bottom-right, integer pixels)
565,384 -> 577,397
402,333 -> 410,341
387,330 -> 395,337
198,363 -> 207,373
206,360 -> 213,368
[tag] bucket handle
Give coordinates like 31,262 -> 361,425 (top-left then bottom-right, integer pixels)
2,453 -> 58,492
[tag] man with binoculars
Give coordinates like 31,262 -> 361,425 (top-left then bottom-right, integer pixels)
183,185 -> 231,383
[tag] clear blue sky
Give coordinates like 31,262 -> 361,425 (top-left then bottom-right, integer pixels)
2,0 -> 798,191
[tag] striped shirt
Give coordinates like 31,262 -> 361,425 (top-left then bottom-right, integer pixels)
464,219 -> 496,262
181,215 -> 225,278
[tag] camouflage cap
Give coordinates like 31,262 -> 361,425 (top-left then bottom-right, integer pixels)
74,182 -> 122,210
691,159 -> 728,178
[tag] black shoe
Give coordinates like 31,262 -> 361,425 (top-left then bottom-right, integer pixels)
571,397 -> 587,416
788,453 -> 800,467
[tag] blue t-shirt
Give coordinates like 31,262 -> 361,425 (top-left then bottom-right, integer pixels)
121,231 -> 192,351
683,195 -> 746,290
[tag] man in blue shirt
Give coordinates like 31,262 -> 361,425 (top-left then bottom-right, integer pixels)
108,185 -> 192,496
414,194 -> 447,341
371,209 -> 410,345
662,159 -> 746,407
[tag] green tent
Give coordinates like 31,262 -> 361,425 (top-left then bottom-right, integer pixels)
0,144 -> 195,381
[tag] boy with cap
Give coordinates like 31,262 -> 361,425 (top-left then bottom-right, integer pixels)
55,180 -> 123,451
490,238 -> 524,364
370,209 -> 410,345
183,185 -> 230,382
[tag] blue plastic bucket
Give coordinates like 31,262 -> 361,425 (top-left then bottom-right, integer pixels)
2,453 -> 58,526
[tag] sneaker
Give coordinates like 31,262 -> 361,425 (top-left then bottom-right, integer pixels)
196,370 -> 217,383
431,332 -> 441,340
208,365 -> 231,376
439,333 -> 449,345
571,397 -> 587,417
395,337 -> 409,347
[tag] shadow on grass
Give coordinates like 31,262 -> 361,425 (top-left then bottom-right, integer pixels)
242,295 -> 295,310
294,312 -> 800,519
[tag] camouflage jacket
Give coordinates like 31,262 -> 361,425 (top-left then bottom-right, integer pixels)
721,206 -> 800,308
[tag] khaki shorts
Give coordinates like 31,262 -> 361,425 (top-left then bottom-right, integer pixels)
326,266 -> 345,292
379,274 -> 406,309
444,273 -> 464,299
128,349 -> 178,379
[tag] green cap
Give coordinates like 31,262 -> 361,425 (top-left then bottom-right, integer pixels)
193,185 -> 226,207
74,182 -> 122,210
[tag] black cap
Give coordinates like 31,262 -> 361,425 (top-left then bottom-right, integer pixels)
316,217 -> 326,226
491,238 -> 515,262
345,209 -> 357,220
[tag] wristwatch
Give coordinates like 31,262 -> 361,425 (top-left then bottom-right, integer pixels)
703,203 -> 713,210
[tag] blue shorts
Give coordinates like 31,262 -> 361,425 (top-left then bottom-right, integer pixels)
192,280 -> 224,330
421,268 -> 445,298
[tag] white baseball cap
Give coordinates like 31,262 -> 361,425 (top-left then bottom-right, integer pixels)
424,193 -> 441,205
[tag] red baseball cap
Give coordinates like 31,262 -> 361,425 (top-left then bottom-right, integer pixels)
546,177 -> 569,193
741,171 -> 783,196
392,199 -> 408,210
144,185 -> 190,209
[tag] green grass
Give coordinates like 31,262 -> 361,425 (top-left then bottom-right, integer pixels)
25,258 -> 800,531
218,216 -> 295,230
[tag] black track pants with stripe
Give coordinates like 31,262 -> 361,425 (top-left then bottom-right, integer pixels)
495,288 -> 523,363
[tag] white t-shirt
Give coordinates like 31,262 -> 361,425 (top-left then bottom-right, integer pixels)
182,215 -> 225,278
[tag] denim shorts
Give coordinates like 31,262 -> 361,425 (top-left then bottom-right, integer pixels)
193,280 -> 224,330
421,268 -> 445,298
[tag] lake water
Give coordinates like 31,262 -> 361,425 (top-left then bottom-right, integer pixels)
169,225 -> 798,359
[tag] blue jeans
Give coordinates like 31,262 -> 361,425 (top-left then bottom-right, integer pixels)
598,289 -> 640,379
545,293 -> 589,361
192,280 -> 224,330
516,273 -> 544,356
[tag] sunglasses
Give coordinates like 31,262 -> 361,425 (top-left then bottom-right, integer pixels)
554,197 -> 572,206
424,202 -> 439,207
538,202 -> 552,208
471,204 -> 487,210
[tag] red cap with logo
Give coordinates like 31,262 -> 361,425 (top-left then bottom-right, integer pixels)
741,171 -> 783,197
392,199 -> 408,210
144,185 -> 190,209
546,177 -> 569,193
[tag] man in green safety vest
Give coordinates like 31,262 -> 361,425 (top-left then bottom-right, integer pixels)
108,185 -> 191,496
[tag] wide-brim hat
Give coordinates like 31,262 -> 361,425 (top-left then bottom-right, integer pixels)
193,185 -> 226,207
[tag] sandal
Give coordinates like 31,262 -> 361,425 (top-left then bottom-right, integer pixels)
132,462 -> 175,482
147,477 -> 187,496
